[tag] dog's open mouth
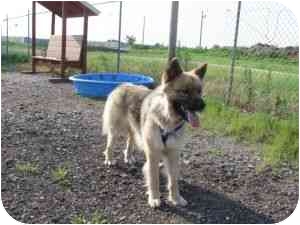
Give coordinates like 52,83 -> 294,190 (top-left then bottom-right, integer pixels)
186,110 -> 200,128
177,104 -> 201,128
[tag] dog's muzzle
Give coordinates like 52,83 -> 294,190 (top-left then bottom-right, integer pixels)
175,97 -> 205,128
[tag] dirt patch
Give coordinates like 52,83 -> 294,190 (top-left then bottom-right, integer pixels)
1,73 -> 298,223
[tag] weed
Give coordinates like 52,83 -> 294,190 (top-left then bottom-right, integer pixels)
71,214 -> 87,224
208,148 -> 224,157
244,68 -> 254,106
90,211 -> 108,224
51,165 -> 71,188
71,211 -> 108,224
15,162 -> 39,175
201,98 -> 298,166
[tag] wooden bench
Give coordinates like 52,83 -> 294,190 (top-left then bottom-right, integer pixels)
32,35 -> 84,74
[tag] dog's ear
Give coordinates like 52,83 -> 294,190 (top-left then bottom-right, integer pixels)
192,63 -> 207,80
162,57 -> 183,83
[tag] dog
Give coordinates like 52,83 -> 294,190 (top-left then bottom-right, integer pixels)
102,58 -> 207,208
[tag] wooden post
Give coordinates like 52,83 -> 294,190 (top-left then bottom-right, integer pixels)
82,10 -> 88,73
168,1 -> 179,61
61,1 -> 67,76
51,12 -> 55,35
32,1 -> 36,73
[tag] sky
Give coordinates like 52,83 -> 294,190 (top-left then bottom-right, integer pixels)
1,1 -> 299,48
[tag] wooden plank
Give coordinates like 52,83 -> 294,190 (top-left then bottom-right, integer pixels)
46,35 -> 83,61
37,1 -> 99,18
32,1 -> 36,73
51,12 -> 55,35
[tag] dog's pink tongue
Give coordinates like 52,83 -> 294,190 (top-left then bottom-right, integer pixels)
187,111 -> 200,128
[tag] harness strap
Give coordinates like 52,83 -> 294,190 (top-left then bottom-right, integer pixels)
159,121 -> 185,146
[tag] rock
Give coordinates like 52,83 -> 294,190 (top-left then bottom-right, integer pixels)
5,159 -> 15,168
183,159 -> 190,165
119,216 -> 126,221
120,173 -> 128,178
8,174 -> 18,182
248,164 -> 255,168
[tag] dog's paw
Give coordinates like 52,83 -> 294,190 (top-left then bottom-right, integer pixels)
104,159 -> 117,166
168,195 -> 188,207
148,197 -> 161,208
124,155 -> 136,165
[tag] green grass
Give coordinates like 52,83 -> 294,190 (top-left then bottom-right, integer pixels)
201,98 -> 298,167
15,162 -> 39,175
87,51 -> 298,116
128,47 -> 298,74
208,148 -> 225,157
1,41 -> 43,72
71,211 -> 108,224
51,165 -> 71,188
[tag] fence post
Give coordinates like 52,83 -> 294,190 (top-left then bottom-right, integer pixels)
27,9 -> 30,58
6,14 -> 8,58
116,1 -> 122,73
142,16 -> 145,45
32,1 -> 36,73
199,10 -> 206,48
225,1 -> 241,105
168,1 -> 179,61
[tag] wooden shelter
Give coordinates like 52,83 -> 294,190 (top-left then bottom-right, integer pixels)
32,1 -> 100,76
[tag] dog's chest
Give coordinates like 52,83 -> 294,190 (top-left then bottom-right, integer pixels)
162,126 -> 185,150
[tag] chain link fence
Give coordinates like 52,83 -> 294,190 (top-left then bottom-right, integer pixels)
226,1 -> 298,118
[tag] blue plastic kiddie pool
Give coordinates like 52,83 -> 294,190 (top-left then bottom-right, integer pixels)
69,72 -> 155,97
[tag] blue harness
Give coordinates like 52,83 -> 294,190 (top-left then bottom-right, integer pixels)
159,121 -> 185,146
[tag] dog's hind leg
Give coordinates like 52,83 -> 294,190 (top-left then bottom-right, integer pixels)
103,132 -> 116,166
123,130 -> 136,164
163,150 -> 187,207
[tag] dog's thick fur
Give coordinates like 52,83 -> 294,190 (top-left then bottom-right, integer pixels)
102,58 -> 207,208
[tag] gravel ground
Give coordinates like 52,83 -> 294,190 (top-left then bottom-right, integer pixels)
1,73 -> 298,223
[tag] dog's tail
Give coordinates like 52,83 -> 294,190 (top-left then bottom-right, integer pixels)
102,94 -> 113,136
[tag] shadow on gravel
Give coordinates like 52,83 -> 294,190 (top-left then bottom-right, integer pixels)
160,181 -> 274,224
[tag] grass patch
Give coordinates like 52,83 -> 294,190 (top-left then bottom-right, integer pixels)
15,162 -> 39,175
71,211 -> 108,224
1,52 -> 30,72
201,98 -> 298,167
87,51 -> 298,117
208,148 -> 224,157
51,165 -> 71,189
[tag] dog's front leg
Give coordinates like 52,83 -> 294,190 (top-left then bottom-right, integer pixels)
163,149 -> 187,206
143,148 -> 161,208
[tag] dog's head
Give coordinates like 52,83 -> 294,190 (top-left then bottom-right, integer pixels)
161,57 -> 207,128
